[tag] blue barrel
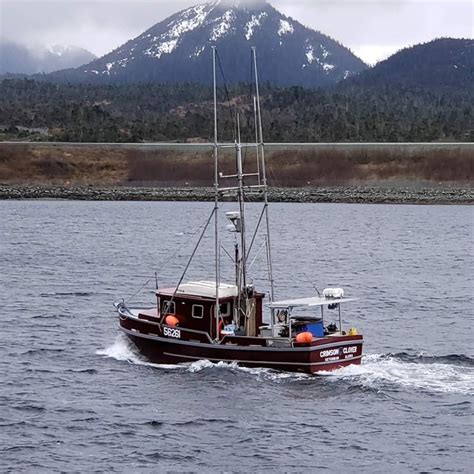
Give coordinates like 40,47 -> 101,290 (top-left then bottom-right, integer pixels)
299,321 -> 324,337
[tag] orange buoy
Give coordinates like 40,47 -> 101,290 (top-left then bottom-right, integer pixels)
165,315 -> 179,327
295,331 -> 313,343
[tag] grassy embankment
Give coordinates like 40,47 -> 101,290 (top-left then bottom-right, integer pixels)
0,143 -> 472,187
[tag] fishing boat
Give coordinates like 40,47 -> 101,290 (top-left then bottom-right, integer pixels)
115,47 -> 363,374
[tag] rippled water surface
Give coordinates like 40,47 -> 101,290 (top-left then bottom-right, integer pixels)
1,201 -> 473,472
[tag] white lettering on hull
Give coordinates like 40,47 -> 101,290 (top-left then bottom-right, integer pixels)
320,348 -> 339,358
320,346 -> 358,361
343,346 -> 358,355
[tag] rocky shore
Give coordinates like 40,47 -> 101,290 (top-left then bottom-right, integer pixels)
0,184 -> 472,204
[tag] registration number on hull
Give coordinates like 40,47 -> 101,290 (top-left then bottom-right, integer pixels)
163,327 -> 181,339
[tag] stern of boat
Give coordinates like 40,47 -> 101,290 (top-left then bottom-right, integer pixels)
307,335 -> 363,374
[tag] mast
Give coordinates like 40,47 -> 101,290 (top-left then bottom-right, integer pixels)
253,96 -> 261,186
252,47 -> 275,303
236,114 -> 247,292
212,46 -> 220,340
210,47 -> 271,334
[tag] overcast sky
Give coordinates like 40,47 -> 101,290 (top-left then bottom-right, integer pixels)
1,0 -> 472,64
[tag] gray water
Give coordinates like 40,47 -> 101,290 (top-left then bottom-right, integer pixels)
1,201 -> 473,472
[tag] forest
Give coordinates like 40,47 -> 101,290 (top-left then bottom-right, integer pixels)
0,79 -> 472,143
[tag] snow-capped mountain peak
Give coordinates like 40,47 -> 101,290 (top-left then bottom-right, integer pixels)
54,0 -> 367,87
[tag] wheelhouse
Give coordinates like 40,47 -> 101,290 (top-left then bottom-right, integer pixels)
156,281 -> 265,340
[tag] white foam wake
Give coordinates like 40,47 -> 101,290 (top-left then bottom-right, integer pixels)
96,335 -> 182,370
96,336 -> 308,380
184,359 -> 309,381
96,339 -> 473,393
323,354 -> 474,395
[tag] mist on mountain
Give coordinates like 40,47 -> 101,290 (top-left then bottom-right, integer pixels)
0,39 -> 96,74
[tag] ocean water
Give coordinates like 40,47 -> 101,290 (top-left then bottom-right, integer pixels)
0,201 -> 472,472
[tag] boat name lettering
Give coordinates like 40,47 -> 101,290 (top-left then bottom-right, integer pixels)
320,348 -> 339,358
163,327 -> 181,339
343,346 -> 358,355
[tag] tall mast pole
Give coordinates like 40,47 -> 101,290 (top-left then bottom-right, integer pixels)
253,95 -> 261,186
212,46 -> 220,340
252,47 -> 275,303
236,114 -> 247,292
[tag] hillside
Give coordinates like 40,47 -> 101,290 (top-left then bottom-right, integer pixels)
349,38 -> 474,90
48,0 -> 367,87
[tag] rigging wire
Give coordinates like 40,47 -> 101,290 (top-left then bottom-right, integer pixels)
124,276 -> 154,305
124,212 -> 218,303
248,239 -> 267,271
171,208 -> 216,302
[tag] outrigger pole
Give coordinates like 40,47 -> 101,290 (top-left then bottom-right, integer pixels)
212,46 -> 221,341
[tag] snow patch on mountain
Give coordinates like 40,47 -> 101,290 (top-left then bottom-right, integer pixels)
322,63 -> 335,72
305,44 -> 316,64
278,19 -> 294,36
117,58 -> 130,68
305,43 -> 335,72
210,10 -> 236,41
245,12 -> 268,40
167,4 -> 210,39
320,44 -> 329,59
158,39 -> 179,58
191,45 -> 206,58
143,4 -> 213,59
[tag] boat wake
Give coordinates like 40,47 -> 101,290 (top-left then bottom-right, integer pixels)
96,335 -> 309,380
97,337 -> 474,393
323,353 -> 474,395
96,335 -> 182,370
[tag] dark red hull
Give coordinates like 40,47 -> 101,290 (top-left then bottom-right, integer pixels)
119,315 -> 363,374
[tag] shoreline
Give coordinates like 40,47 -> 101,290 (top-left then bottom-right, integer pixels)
0,184 -> 472,204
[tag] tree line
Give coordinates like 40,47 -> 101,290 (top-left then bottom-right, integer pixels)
0,79 -> 472,143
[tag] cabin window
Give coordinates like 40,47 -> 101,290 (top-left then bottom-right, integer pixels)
162,300 -> 175,315
219,302 -> 230,316
192,304 -> 204,319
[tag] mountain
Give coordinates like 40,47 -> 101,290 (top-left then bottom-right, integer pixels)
0,39 -> 96,74
49,0 -> 367,87
349,38 -> 474,90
